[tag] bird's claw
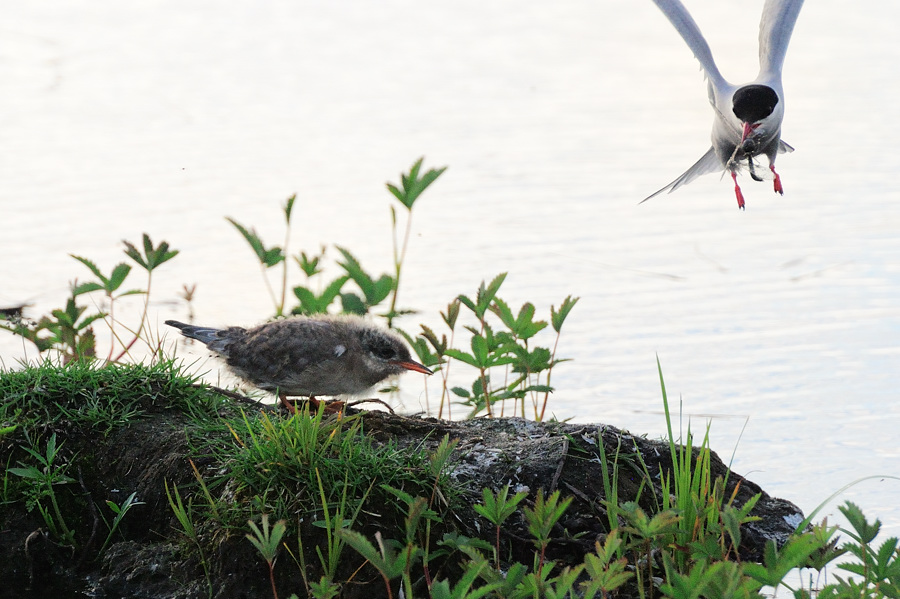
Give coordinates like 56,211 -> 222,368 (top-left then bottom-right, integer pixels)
770,165 -> 784,195
731,172 -> 746,209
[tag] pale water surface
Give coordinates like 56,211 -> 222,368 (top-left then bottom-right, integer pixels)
2,0 -> 899,549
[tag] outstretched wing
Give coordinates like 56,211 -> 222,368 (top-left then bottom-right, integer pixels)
650,0 -> 728,92
641,147 -> 722,203
758,0 -> 805,79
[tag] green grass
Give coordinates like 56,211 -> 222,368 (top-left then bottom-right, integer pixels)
193,403 -> 451,527
0,357 -> 223,435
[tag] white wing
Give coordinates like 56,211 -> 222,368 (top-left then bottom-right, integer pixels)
650,0 -> 729,92
641,147 -> 722,203
758,0 -> 805,79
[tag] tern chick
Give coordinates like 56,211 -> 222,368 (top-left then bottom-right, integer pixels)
165,315 -> 432,411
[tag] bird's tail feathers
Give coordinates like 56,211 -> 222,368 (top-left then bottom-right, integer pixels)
641,146 -> 721,203
164,320 -> 228,350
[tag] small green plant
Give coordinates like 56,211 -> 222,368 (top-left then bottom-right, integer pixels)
98,491 -> 145,556
227,157 -> 445,322
524,488 -> 572,577
309,468 -> 371,581
473,486 -> 527,569
70,253 -> 144,361
119,234 -> 179,358
1,234 -> 178,363
1,287 -> 104,362
580,531 -> 633,599
227,195 -> 295,317
384,157 -> 447,327
8,432 -> 76,546
165,479 -> 213,598
422,273 -> 577,420
804,501 -> 900,598
246,514 -> 288,599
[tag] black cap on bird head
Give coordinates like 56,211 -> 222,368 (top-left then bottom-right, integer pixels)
732,84 -> 779,124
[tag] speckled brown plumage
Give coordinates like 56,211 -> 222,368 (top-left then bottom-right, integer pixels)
165,315 -> 431,410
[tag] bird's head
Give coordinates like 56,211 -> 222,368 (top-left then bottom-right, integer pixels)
732,84 -> 778,142
359,328 -> 433,381
733,84 -> 779,126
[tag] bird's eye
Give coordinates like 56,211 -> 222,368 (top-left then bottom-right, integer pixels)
371,343 -> 397,361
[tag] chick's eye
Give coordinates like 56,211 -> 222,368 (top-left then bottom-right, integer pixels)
372,344 -> 397,361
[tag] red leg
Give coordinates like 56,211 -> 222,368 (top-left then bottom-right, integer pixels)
279,393 -> 297,413
770,164 -> 784,195
731,172 -> 746,210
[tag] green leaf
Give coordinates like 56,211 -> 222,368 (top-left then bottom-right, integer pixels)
296,249 -> 323,277
70,255 -> 105,282
386,157 -> 447,210
444,349 -> 479,368
71,282 -> 105,296
470,335 -> 489,365
442,299 -> 460,330
108,263 -> 132,292
450,386 -> 471,399
123,234 -> 179,271
839,501 -> 881,544
340,293 -> 367,315
551,295 -> 579,333
227,217 -> 283,267
371,275 -> 394,305
283,194 -> 296,224
8,466 -> 43,480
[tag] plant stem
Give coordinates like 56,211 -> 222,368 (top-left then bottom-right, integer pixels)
538,331 -> 561,422
261,263 -> 279,316
387,208 -> 414,329
279,218 -> 291,317
268,561 -> 279,599
106,296 -> 116,362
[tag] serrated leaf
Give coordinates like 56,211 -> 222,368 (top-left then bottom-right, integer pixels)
226,218 -> 264,255
386,182 -> 404,203
551,295 -> 579,332
283,194 -> 296,224
442,299 -> 460,329
108,263 -> 132,291
122,240 -> 147,268
118,289 -> 147,297
72,282 -> 105,296
262,247 -> 284,268
71,255 -> 105,282
470,335 -> 489,364
490,297 -> 516,330
457,294 -> 476,313
340,293 -> 367,315
371,275 -> 394,305
445,348 -> 479,367
292,287 -> 319,314
319,275 -> 351,307
227,217 -> 281,267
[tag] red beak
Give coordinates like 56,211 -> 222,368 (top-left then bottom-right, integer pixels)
395,360 -> 433,375
741,122 -> 759,143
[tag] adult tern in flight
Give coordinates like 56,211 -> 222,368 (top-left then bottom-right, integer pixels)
642,0 -> 805,209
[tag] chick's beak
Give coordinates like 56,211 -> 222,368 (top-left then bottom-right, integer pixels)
394,359 -> 433,376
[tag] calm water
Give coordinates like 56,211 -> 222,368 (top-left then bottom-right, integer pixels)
3,0 -> 899,549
